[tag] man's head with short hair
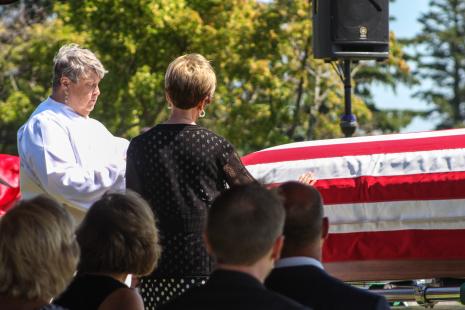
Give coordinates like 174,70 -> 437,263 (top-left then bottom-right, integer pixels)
278,181 -> 328,258
206,184 -> 285,266
76,191 -> 161,276
165,53 -> 216,109
0,195 -> 79,301
52,43 -> 106,89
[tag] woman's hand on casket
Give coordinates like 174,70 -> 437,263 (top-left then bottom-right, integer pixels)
297,171 -> 317,186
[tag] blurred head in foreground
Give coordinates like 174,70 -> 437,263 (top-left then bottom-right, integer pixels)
0,195 -> 78,303
76,191 -> 161,276
206,184 -> 285,281
277,181 -> 329,259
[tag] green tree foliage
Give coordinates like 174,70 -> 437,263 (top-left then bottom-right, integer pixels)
0,1 -> 83,153
409,0 -> 465,128
354,32 -> 420,133
1,0 -> 413,154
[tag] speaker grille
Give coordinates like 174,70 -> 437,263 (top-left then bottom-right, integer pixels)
312,0 -> 389,60
332,0 -> 389,43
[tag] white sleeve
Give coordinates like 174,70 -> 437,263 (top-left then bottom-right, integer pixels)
23,117 -> 126,209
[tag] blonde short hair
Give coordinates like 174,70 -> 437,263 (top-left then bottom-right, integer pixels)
0,195 -> 79,301
52,43 -> 107,89
165,53 -> 216,109
77,191 -> 161,276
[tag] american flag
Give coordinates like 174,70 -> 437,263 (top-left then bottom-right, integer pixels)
0,154 -> 21,216
242,129 -> 465,263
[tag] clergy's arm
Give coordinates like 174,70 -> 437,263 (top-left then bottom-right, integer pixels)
22,118 -> 126,209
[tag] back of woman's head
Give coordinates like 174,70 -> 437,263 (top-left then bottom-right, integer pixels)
0,195 -> 79,301
165,53 -> 216,109
77,191 -> 161,276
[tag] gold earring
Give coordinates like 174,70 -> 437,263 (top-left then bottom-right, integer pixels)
64,88 -> 69,104
199,109 -> 206,118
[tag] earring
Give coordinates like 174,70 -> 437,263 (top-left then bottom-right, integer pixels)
64,88 -> 69,104
199,109 -> 206,118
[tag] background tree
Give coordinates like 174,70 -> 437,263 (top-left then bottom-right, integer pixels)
354,31 -> 420,134
409,0 -> 465,128
0,0 -> 83,154
1,0 -> 413,155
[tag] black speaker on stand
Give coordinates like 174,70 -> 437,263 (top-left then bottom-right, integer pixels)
312,0 -> 389,137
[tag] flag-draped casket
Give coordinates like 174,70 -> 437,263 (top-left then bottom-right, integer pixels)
242,129 -> 465,280
0,154 -> 21,215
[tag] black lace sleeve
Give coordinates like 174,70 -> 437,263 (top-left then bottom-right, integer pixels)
126,147 -> 143,194
223,151 -> 257,187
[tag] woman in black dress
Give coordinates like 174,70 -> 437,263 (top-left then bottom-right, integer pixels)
54,191 -> 161,310
126,54 -> 255,309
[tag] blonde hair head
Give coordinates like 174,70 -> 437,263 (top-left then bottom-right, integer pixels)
165,53 -> 216,109
0,195 -> 79,301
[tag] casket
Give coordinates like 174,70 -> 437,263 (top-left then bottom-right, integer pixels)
0,154 -> 21,215
243,129 -> 465,281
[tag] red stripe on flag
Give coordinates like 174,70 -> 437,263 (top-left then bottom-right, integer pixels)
323,229 -> 465,262
265,172 -> 465,204
316,172 -> 465,204
242,134 -> 465,165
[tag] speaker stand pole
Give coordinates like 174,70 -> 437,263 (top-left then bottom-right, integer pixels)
340,60 -> 358,137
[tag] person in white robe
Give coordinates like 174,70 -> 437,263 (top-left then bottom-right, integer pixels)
17,44 -> 128,221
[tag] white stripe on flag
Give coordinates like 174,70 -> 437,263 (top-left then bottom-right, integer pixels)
326,199 -> 465,234
261,128 -> 465,152
246,148 -> 465,183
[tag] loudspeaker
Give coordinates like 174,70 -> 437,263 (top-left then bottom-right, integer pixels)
313,0 -> 389,60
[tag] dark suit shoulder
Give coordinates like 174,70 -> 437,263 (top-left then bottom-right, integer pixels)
266,266 -> 389,310
160,287 -> 309,310
161,270 -> 310,310
265,289 -> 311,310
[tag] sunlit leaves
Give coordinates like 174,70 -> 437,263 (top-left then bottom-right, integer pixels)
0,0 -> 412,154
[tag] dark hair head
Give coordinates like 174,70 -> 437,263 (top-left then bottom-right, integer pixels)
207,184 -> 285,265
278,181 -> 323,252
76,191 -> 161,276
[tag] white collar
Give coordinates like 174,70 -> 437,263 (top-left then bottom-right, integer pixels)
47,96 -> 70,110
47,97 -> 88,119
275,256 -> 324,270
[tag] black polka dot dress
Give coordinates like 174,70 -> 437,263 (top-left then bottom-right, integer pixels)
126,124 -> 255,309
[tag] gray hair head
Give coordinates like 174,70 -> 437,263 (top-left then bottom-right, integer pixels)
52,43 -> 107,89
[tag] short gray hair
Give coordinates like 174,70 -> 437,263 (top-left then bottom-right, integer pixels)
52,43 -> 107,89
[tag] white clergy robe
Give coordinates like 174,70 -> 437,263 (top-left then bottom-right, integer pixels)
17,97 -> 129,215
